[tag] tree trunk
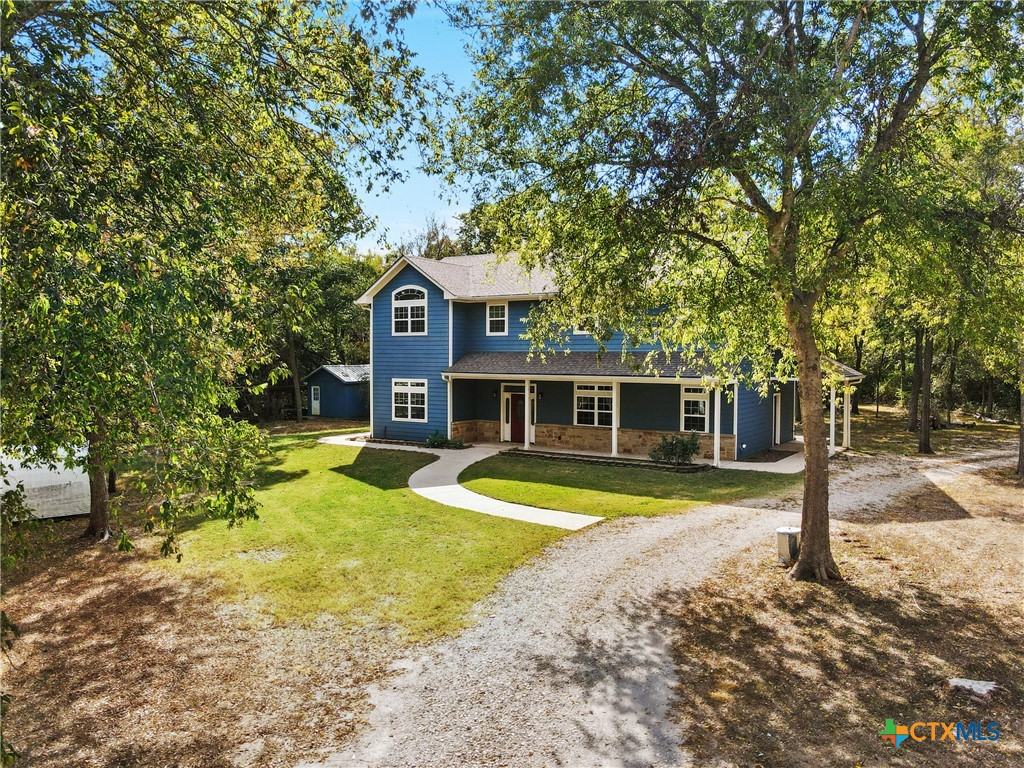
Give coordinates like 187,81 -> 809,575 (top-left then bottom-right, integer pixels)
84,429 -> 110,541
875,349 -> 887,418
945,338 -> 959,426
852,335 -> 863,415
107,467 -> 117,495
785,294 -> 841,582
908,327 -> 923,432
286,330 -> 303,423
899,334 -> 906,401
1017,354 -> 1023,478
919,332 -> 934,454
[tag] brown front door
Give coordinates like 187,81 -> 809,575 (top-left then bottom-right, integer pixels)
510,393 -> 526,443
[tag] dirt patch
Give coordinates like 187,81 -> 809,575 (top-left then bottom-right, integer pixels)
665,454 -> 1023,767
0,521 -> 398,768
262,418 -> 368,436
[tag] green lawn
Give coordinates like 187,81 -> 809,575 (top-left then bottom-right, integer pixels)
160,432 -> 564,640
459,455 -> 802,517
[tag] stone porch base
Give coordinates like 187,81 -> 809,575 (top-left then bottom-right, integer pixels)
618,428 -> 736,461
451,419 -> 500,444
452,420 -> 736,461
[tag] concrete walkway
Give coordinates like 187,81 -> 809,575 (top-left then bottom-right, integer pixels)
318,433 -> 603,531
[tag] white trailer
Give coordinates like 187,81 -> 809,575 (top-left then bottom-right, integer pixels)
2,451 -> 91,519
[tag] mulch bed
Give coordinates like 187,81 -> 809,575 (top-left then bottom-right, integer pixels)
501,447 -> 711,473
735,448 -> 799,463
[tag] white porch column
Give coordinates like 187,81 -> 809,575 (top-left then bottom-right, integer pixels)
524,378 -> 531,450
446,378 -> 453,440
713,385 -> 722,467
843,385 -> 852,449
611,381 -> 620,457
829,383 -> 837,457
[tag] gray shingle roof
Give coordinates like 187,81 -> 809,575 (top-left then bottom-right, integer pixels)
304,364 -> 369,383
823,359 -> 865,381
444,351 -> 716,379
404,254 -> 556,299
446,352 -> 865,382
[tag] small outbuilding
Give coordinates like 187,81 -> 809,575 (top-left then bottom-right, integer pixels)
303,364 -> 370,420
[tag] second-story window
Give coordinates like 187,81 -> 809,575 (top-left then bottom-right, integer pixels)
486,302 -> 507,335
393,286 -> 427,335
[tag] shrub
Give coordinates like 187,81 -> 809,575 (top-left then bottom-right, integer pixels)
649,432 -> 702,465
426,430 -> 465,449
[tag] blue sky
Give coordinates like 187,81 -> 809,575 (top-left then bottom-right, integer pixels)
355,5 -> 476,253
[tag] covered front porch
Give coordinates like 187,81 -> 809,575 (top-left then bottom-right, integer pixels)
443,352 -> 745,467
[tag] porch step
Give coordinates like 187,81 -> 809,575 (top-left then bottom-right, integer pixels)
500,448 -> 711,473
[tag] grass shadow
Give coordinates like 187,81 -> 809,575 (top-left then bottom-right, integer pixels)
255,467 -> 309,490
328,447 -> 436,491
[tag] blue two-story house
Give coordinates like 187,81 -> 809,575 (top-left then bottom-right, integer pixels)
356,253 -> 862,464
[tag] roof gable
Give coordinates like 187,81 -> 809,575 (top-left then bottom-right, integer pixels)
355,253 -> 556,305
355,257 -> 449,306
304,364 -> 370,383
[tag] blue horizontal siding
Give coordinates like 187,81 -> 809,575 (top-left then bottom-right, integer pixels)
371,265 -> 449,441
735,382 -> 773,458
621,383 -> 678,430
538,381 -> 573,425
452,301 -> 470,362
454,299 -> 662,354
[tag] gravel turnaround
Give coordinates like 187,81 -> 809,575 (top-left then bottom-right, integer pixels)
301,501 -> 800,768
301,451 -> 1003,768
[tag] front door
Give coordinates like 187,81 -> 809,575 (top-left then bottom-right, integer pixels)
510,393 -> 526,443
772,392 -> 781,445
311,385 -> 321,416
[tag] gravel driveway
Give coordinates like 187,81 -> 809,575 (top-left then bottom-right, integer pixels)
300,451 -> 1007,768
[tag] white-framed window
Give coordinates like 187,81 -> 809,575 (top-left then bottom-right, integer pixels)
575,383 -> 614,427
392,286 -> 427,336
572,326 -> 590,335
392,379 -> 427,422
486,302 -> 507,335
681,386 -> 708,432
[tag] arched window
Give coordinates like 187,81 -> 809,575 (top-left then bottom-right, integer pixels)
392,286 -> 427,335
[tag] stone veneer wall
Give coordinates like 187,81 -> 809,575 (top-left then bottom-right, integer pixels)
451,419 -> 500,444
455,420 -> 737,460
534,424 -> 612,453
618,429 -> 736,461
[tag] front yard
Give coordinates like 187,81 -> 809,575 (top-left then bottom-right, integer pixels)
164,431 -> 564,639
3,412 -> 1020,766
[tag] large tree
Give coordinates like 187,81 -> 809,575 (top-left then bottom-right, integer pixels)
2,0 -> 430,541
452,1 -> 1022,580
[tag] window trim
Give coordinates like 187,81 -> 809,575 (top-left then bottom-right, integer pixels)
392,378 -> 428,422
485,301 -> 508,336
391,285 -> 428,336
681,386 -> 709,433
574,382 -> 614,428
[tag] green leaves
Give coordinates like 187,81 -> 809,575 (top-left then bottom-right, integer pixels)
2,1 -> 432,552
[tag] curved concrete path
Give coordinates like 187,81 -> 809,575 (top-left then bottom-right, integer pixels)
318,433 -> 602,531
